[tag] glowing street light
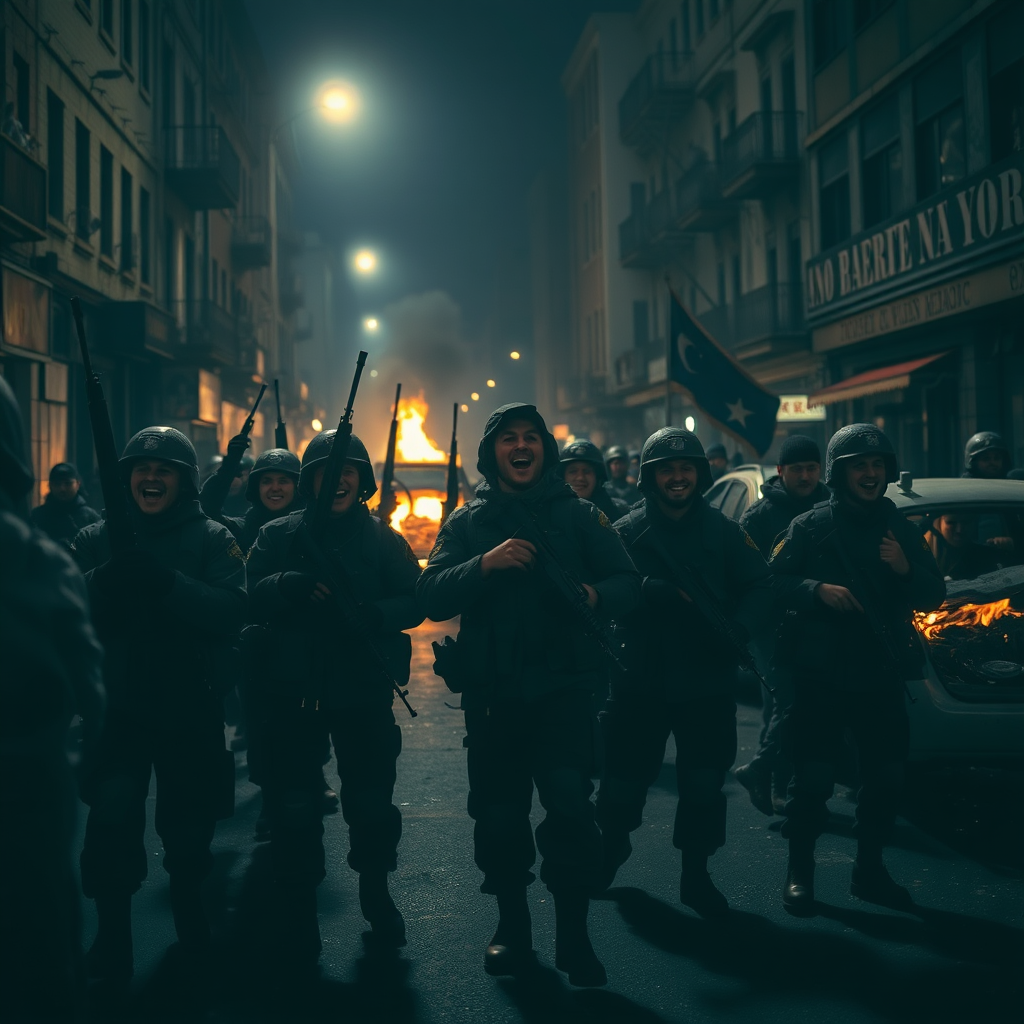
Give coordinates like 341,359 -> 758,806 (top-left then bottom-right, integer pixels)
685,415 -> 696,431
471,392 -> 480,401
311,418 -> 323,432
486,379 -> 496,388
364,317 -> 379,332
317,80 -> 360,124
461,404 -> 469,413
509,351 -> 521,360
354,249 -> 378,275
370,369 -> 379,377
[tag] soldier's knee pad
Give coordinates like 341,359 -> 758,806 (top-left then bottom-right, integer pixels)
278,788 -> 320,829
87,776 -> 143,825
678,768 -> 724,806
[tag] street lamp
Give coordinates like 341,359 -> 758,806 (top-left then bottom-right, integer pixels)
471,392 -> 480,401
461,404 -> 469,413
509,351 -> 521,360
354,249 -> 378,275
311,418 -> 324,431
364,317 -> 379,332
317,80 -> 360,124
486,379 -> 496,388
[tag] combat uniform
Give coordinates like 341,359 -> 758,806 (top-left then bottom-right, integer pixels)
557,439 -> 629,535
770,424 -> 945,913
739,474 -> 831,560
72,427 -> 247,980
200,435 -> 255,520
30,487 -> 101,550
596,427 -> 771,916
0,378 -> 106,1024
418,403 -> 640,986
246,432 -> 422,961
603,445 -> 640,507
961,430 -> 1012,479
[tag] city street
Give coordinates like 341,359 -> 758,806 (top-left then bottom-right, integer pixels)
78,619 -> 1024,1024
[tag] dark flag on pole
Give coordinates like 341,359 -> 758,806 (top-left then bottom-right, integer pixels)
668,288 -> 780,457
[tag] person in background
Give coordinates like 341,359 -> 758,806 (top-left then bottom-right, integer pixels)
558,440 -> 629,523
30,462 -> 101,550
705,444 -> 729,482
604,445 -> 640,507
961,432 -> 1012,480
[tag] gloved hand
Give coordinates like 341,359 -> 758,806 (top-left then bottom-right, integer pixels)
348,602 -> 384,634
95,548 -> 177,598
642,576 -> 691,608
227,433 -> 251,459
278,572 -> 319,604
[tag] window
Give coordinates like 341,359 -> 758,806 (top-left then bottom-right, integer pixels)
139,187 -> 150,284
100,0 -> 114,42
139,2 -> 151,91
681,0 -> 692,51
632,300 -> 649,348
164,217 -> 175,304
914,51 -> 965,199
854,0 -> 893,33
99,146 -> 113,257
75,120 -> 91,240
47,90 -> 65,221
13,53 -> 30,131
162,43 -> 175,127
121,0 -> 133,66
813,0 -> 847,70
818,133 -> 850,248
730,255 -> 741,301
212,258 -> 219,303
695,0 -> 705,37
988,4 -> 1024,164
120,167 -> 133,271
716,262 -> 726,305
861,95 -> 902,227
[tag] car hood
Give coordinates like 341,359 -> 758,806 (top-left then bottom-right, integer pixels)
943,565 -> 1024,606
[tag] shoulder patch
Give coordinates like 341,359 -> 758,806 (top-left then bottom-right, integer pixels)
770,537 -> 786,561
742,529 -> 759,551
428,531 -> 445,561
596,509 -> 612,529
227,540 -> 246,562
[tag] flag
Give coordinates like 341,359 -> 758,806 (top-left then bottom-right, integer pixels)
668,289 -> 780,456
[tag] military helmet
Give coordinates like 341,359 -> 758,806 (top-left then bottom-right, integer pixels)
120,426 -> 200,494
824,423 -> 898,488
237,453 -> 256,473
298,430 -> 377,501
245,448 -> 301,503
636,427 -> 712,493
964,431 -> 1009,473
605,444 -> 629,465
559,439 -> 608,484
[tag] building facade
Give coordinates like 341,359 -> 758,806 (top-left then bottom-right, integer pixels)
1,0 -> 307,505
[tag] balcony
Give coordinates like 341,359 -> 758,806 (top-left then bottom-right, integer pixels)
279,274 -> 305,316
231,216 -> 271,269
177,300 -> 241,366
720,111 -> 804,199
674,161 -> 738,232
697,283 -> 805,351
619,52 -> 695,152
164,126 -> 240,209
614,341 -> 667,389
0,134 -> 46,243
99,301 -> 176,360
619,190 -> 692,268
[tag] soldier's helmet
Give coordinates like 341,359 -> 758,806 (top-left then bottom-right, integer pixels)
964,431 -> 1009,473
559,439 -> 608,484
245,448 -> 301,503
604,444 -> 629,465
824,423 -> 898,488
636,427 -> 712,493
120,426 -> 200,494
237,453 -> 256,473
298,430 -> 377,501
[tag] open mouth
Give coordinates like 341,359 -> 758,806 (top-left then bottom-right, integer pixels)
265,492 -> 287,505
509,452 -> 534,471
665,481 -> 691,498
139,485 -> 166,505
856,479 -> 881,498
333,486 -> 351,501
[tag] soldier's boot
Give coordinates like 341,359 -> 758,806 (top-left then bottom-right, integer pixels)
734,762 -> 774,816
851,844 -> 912,909
782,838 -> 816,915
86,893 -> 134,984
358,871 -> 406,947
553,889 -> 606,988
484,887 -> 533,977
679,851 -> 729,918
592,829 -> 632,895
169,876 -> 210,951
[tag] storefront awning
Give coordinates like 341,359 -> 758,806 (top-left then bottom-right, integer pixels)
808,352 -> 949,406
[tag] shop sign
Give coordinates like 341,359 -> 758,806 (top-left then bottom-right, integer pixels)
805,153 -> 1024,324
813,255 -> 1024,352
777,395 -> 827,421
2,267 -> 50,355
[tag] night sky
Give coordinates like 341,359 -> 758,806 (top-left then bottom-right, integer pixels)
244,0 -> 638,333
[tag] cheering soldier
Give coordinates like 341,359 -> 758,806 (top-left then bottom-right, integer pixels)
603,445 -> 640,507
417,403 -> 640,987
558,440 -> 629,523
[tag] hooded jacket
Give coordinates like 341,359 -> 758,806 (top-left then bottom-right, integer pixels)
223,495 -> 304,555
30,492 -> 102,550
738,475 -> 831,559
416,403 -> 641,707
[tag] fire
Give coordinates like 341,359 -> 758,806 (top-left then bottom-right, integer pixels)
396,393 -> 446,463
913,599 -> 1024,641
389,495 -> 444,532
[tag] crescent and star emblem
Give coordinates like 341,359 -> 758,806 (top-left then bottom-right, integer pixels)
726,398 -> 754,427
676,334 -> 700,375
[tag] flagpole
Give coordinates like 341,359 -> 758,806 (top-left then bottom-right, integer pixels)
664,275 -> 672,426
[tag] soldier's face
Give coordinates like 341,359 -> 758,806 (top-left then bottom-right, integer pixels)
130,460 -> 181,515
50,476 -> 80,502
778,460 -> 821,498
843,456 -> 886,502
653,459 -> 699,510
563,460 -> 597,499
608,458 -> 628,480
313,462 -> 361,514
494,419 -> 545,491
974,450 -> 1006,478
258,472 -> 296,513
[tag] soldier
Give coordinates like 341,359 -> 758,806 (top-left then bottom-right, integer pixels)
595,427 -> 772,918
72,427 -> 247,982
29,462 -> 101,549
0,378 -> 105,1024
246,430 -> 422,968
222,448 -> 304,554
604,444 -> 640,506
418,403 -> 640,987
769,424 -> 945,914
962,431 -> 1012,479
201,433 -> 256,520
734,435 -> 830,815
558,439 -> 628,522
705,443 -> 729,482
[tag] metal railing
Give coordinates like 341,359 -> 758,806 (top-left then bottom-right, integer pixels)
163,126 -> 240,206
675,161 -> 729,225
0,133 -> 46,239
721,111 -> 803,188
177,299 -> 242,364
697,283 -> 805,348
619,51 -> 695,141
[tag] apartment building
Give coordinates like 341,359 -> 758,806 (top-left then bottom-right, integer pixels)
0,0 -> 306,503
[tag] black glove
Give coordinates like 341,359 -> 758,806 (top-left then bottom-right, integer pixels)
278,571 -> 319,604
95,548 -> 176,598
348,602 -> 384,634
642,576 -> 688,608
227,433 -> 251,460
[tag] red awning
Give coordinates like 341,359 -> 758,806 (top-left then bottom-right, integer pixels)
808,352 -> 949,406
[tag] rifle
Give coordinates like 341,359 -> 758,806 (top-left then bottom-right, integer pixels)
200,383 -> 267,518
273,379 -> 288,450
441,402 -> 459,525
501,500 -> 628,674
300,352 -> 417,718
376,383 -> 401,524
636,525 -> 774,694
70,297 -> 136,553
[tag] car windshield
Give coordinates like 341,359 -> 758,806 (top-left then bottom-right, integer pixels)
902,505 -> 1024,581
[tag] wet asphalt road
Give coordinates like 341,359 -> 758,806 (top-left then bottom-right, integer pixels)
77,619 -> 1024,1024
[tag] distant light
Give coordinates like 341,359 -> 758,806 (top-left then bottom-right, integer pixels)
311,418 -> 323,431
685,416 -> 696,431
486,379 -> 496,388
318,81 -> 360,124
461,404 -> 469,412
354,250 -> 377,274
364,317 -> 379,332
471,392 -> 480,401
370,369 -> 379,377
509,351 -> 520,360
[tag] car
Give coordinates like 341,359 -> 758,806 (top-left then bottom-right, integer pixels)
709,470 -> 1024,765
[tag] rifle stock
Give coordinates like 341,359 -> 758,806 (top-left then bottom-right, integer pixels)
70,297 -> 136,553
274,378 -> 288,450
441,402 -> 459,525
376,383 -> 401,524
